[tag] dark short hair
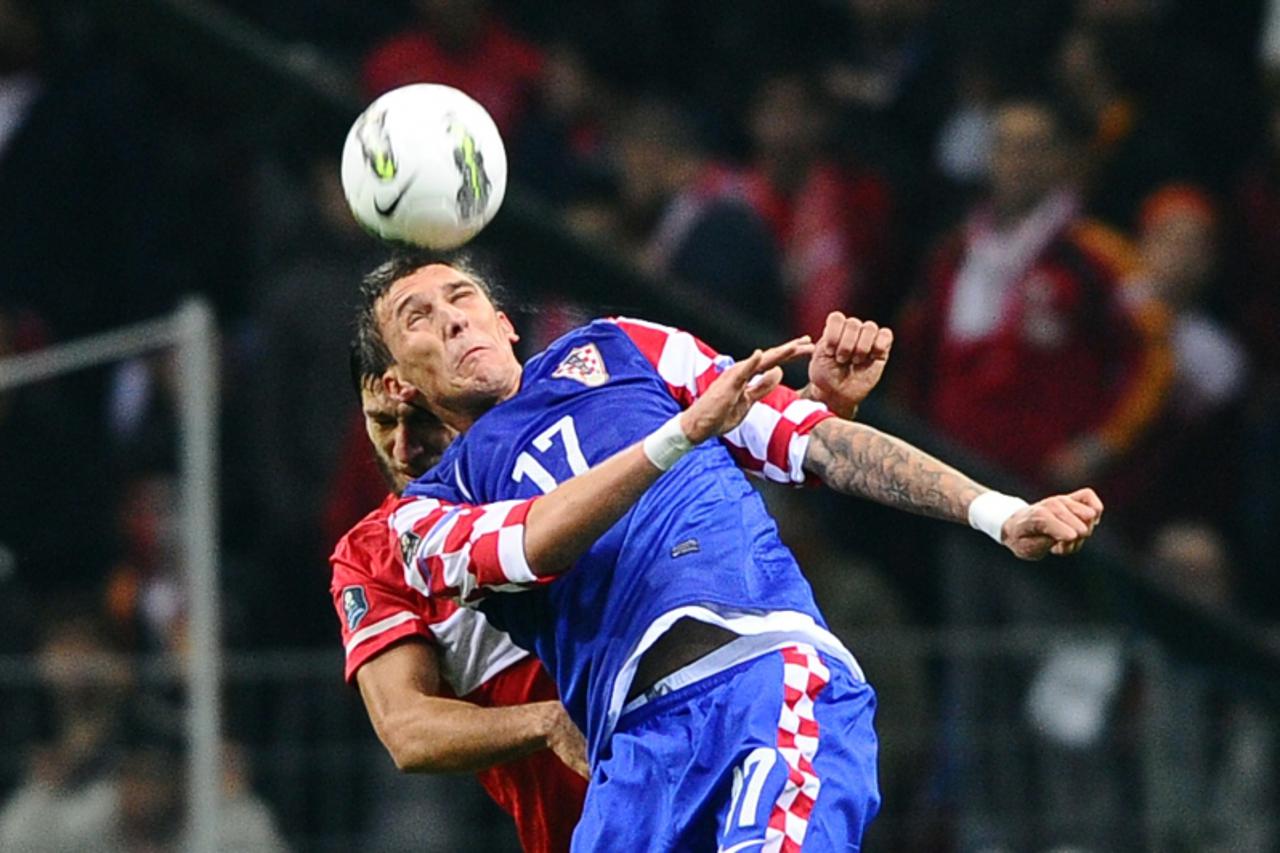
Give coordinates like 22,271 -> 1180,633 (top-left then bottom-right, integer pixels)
353,247 -> 501,383
348,334 -> 388,398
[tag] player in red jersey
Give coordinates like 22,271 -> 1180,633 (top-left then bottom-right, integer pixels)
330,346 -> 588,853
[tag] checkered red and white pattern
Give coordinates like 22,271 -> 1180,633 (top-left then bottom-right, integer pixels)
764,644 -> 831,853
611,317 -> 833,484
387,494 -> 550,604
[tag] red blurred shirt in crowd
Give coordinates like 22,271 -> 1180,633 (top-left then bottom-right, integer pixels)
739,162 -> 897,338
361,12 -> 543,136
898,191 -> 1172,485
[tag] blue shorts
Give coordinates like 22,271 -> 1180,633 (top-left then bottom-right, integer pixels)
573,644 -> 880,852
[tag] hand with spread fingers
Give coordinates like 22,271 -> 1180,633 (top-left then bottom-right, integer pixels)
679,336 -> 815,443
1001,488 -> 1105,560
804,311 -> 894,419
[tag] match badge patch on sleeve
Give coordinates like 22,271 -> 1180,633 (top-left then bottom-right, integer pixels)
399,531 -> 422,568
552,343 -> 609,387
341,586 -> 369,632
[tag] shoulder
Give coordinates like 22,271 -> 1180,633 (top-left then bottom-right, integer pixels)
524,318 -> 652,375
331,495 -> 397,565
329,495 -> 400,589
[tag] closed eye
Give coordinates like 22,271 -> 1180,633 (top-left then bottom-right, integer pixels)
448,283 -> 477,303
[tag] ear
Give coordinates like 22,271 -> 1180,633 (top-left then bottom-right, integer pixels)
382,368 -> 416,404
497,310 -> 519,345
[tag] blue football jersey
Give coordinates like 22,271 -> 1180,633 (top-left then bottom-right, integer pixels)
400,318 -> 857,758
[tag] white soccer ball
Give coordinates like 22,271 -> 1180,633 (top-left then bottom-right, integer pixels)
341,83 -> 508,250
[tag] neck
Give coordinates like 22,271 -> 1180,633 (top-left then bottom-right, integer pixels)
438,364 -> 523,433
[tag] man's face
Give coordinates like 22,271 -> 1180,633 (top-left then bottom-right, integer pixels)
1140,209 -> 1215,305
361,382 -> 455,493
376,264 -> 521,421
989,105 -> 1065,216
749,77 -> 825,164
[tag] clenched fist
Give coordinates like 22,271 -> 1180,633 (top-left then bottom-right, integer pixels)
1002,488 -> 1104,560
805,312 -> 893,419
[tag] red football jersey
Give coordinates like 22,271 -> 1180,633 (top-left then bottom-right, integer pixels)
330,494 -> 586,852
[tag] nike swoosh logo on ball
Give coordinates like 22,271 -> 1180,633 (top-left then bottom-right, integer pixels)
374,186 -> 409,217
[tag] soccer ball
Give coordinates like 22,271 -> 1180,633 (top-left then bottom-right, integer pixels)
341,84 -> 508,250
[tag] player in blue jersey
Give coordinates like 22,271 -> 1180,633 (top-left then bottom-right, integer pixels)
352,249 -> 1103,852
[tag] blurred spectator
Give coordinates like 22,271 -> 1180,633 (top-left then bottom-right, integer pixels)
1129,188 -> 1246,419
1053,22 -> 1195,228
1107,186 -> 1247,535
898,98 -> 1173,492
114,744 -> 290,852
604,99 -> 784,327
116,749 -> 183,853
510,42 -> 611,207
1138,521 -> 1277,851
738,71 -> 900,335
1068,0 -> 1257,211
361,0 -> 543,136
1020,519 -> 1275,850
1147,520 -> 1236,614
0,612 -> 132,851
103,472 -> 186,655
822,0 -> 949,145
933,51 -> 999,192
200,744 -> 291,853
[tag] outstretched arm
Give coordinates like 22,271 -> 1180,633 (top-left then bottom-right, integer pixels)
527,339 -> 812,569
394,338 -> 815,602
803,418 -> 1104,560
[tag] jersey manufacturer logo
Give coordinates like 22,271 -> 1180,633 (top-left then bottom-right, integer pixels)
374,183 -> 410,217
671,538 -> 700,558
341,586 -> 369,632
552,343 -> 609,387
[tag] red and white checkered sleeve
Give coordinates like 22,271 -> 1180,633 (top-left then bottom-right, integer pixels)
611,317 -> 835,484
386,494 -> 554,604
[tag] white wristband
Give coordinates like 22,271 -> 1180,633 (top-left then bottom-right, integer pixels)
967,491 -> 1029,543
643,415 -> 695,471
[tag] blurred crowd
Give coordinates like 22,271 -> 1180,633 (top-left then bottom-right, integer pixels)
3,0 -> 1280,849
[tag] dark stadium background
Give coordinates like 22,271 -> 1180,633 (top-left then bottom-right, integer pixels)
1,0 -> 1278,850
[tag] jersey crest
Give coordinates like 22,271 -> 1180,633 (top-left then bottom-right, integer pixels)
551,343 -> 609,387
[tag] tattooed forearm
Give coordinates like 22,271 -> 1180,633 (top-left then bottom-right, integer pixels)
803,419 -> 986,524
